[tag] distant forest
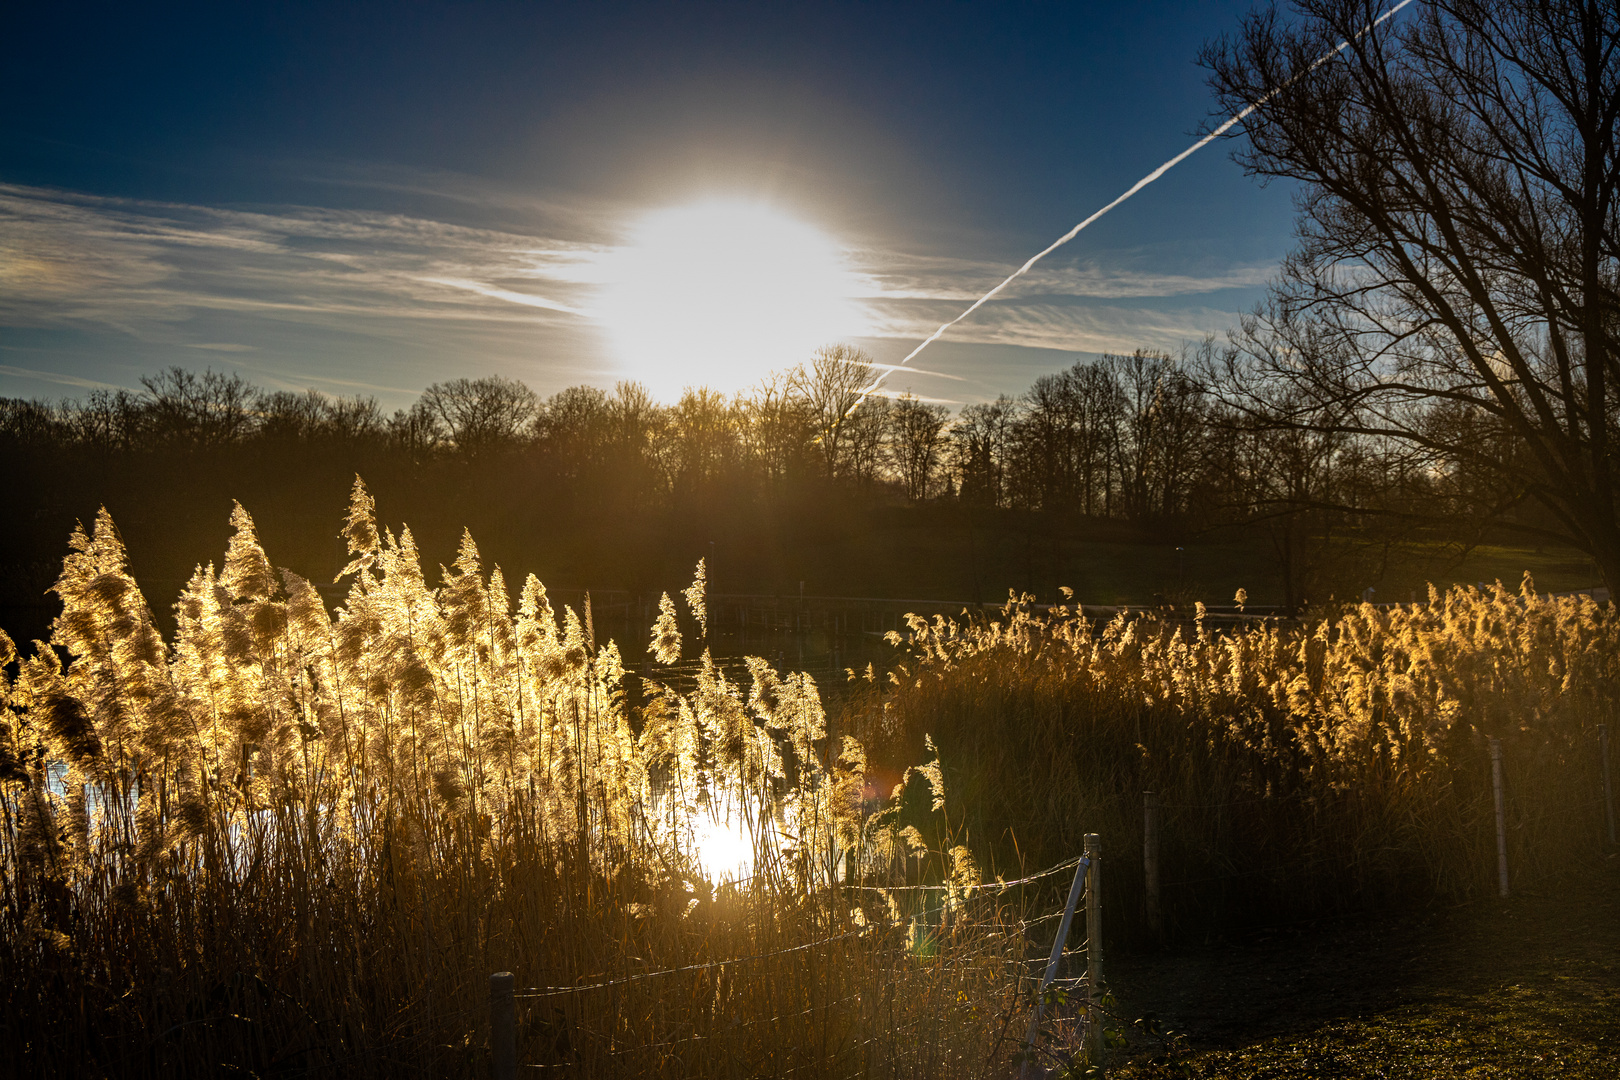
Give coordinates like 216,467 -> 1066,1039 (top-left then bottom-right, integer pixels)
0,345 -> 1551,644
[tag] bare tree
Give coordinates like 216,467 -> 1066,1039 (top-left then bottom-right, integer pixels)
1068,362 -> 1123,516
256,389 -> 329,442
139,367 -> 255,451
791,344 -> 874,481
419,375 -> 538,458
842,394 -> 892,490
536,385 -> 610,483
950,396 -> 1017,507
889,392 -> 952,502
1206,0 -> 1620,585
603,380 -> 665,494
742,372 -> 812,485
64,390 -> 141,459
255,389 -> 385,448
1221,387 -> 1359,609
0,398 -> 61,452
388,400 -> 443,460
1004,360 -> 1125,514
1109,351 -> 1207,523
1012,371 -> 1079,512
321,395 -> 387,447
665,388 -> 744,496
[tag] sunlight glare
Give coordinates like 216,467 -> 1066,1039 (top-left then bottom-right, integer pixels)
692,815 -> 756,884
597,200 -> 866,400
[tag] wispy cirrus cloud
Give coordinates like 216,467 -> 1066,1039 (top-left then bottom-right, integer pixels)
2,180 -> 1270,404
0,362 -> 127,391
0,182 -> 619,402
861,297 -> 1245,357
422,277 -> 586,314
845,244 -> 1268,362
850,247 -> 1275,303
0,183 -> 601,332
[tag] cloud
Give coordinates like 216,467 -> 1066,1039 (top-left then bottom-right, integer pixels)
0,362 -> 128,392
865,386 -> 961,405
861,360 -> 965,382
420,277 -> 584,314
860,298 -> 1243,357
2,179 -> 1271,403
0,183 -> 603,338
849,247 -> 1276,303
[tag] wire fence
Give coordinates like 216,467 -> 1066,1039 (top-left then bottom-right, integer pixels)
252,728 -> 1614,1080
1133,726 -> 1620,939
487,843 -> 1105,1080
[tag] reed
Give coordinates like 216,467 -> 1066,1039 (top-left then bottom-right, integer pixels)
5,480 -> 1614,1076
857,585 -> 1619,940
0,481 -> 1010,1079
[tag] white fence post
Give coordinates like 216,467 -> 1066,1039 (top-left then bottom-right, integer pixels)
1020,851 -> 1090,1078
1601,724 -> 1616,847
1143,792 -> 1161,940
1489,738 -> 1509,898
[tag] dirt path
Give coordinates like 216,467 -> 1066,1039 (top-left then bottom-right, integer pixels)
1106,857 -> 1620,1077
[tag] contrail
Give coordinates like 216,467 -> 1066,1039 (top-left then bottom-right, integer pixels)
850,0 -> 1417,412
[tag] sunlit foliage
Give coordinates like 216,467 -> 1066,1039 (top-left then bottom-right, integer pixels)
869,584 -> 1619,936
4,480 -> 1615,1076
0,482 -> 1007,1078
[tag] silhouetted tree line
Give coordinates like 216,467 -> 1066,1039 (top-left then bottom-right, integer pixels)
0,345 -> 1467,529
0,348 -> 1345,525
1,333 -> 1574,637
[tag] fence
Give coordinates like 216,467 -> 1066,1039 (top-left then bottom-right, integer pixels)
486,843 -> 1106,1080
472,724 -> 1620,1079
1137,724 -> 1620,935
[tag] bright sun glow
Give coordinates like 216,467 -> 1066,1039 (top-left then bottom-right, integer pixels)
598,200 -> 866,401
692,815 -> 756,884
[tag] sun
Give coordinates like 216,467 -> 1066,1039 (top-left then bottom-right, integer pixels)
597,200 -> 866,401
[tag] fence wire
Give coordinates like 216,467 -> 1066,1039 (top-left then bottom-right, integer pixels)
487,734 -> 1611,1077
498,848 -> 1096,1077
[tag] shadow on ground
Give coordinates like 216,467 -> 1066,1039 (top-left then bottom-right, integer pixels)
1106,857 -> 1620,1077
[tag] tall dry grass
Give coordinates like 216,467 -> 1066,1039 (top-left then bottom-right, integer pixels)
7,479 -> 1615,1076
0,481 -> 1022,1079
857,585 -> 1619,941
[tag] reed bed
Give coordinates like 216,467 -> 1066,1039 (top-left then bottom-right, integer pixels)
0,482 -> 1023,1079
861,584 -> 1619,941
5,481 -> 1616,1076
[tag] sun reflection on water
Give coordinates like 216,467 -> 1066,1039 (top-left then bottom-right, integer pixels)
691,815 -> 756,884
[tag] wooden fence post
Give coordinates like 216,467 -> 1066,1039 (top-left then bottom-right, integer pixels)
490,972 -> 516,1080
1489,738 -> 1509,898
1601,724 -> 1616,847
1085,832 -> 1104,1073
1143,792 -> 1161,940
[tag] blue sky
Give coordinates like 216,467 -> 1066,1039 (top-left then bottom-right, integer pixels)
1,0 -> 1305,409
